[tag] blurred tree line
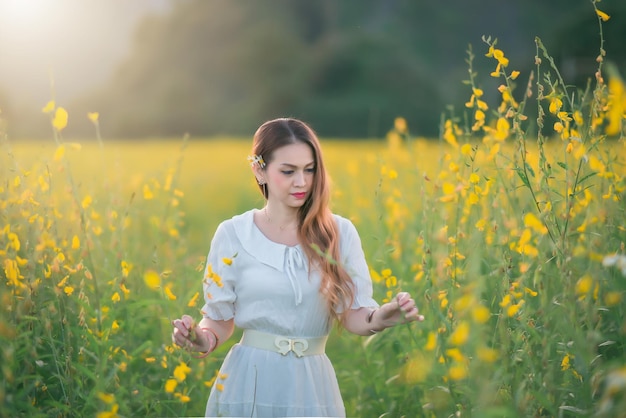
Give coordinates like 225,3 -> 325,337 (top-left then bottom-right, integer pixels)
3,0 -> 625,139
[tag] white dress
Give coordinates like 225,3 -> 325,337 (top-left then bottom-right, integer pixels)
201,209 -> 378,417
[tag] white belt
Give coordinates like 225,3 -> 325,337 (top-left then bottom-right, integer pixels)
240,329 -> 327,357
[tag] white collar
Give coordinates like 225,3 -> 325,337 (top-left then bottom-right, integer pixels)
232,209 -> 308,304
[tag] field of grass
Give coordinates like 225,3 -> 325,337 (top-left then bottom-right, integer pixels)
2,11 -> 626,416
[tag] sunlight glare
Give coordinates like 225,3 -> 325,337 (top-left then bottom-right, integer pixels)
0,0 -> 57,40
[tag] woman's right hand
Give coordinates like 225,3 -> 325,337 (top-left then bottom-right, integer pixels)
171,314 -> 213,353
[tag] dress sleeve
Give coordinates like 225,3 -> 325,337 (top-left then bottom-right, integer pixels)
338,217 -> 379,311
200,221 -> 237,321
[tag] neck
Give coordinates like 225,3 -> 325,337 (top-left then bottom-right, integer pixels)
264,205 -> 298,231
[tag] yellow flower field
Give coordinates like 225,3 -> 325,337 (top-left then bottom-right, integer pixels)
1,131 -> 625,416
2,8 -> 626,415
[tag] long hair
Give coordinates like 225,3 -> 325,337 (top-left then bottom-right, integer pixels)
252,118 -> 354,321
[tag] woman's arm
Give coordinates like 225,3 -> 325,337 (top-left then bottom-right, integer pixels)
342,292 -> 424,336
172,314 -> 235,354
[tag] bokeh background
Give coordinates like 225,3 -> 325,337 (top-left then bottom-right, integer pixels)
1,0 -> 625,140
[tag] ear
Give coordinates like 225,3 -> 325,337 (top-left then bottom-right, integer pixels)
252,164 -> 265,184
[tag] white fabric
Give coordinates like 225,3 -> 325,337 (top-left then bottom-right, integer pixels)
201,209 -> 378,417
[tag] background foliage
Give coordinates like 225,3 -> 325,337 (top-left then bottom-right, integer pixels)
2,0 -> 626,139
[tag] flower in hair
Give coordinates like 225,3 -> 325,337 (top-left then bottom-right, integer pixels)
247,154 -> 266,169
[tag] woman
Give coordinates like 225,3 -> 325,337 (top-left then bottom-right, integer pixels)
171,118 -> 424,417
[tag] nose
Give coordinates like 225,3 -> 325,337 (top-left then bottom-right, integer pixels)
294,171 -> 306,187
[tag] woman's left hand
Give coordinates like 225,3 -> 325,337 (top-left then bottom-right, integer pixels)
376,292 -> 424,329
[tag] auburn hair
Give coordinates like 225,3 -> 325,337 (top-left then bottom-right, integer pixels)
251,118 -> 354,321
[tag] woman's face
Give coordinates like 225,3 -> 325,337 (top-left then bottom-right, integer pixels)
264,142 -> 315,209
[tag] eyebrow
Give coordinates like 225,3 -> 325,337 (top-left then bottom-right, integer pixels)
279,162 -> 315,168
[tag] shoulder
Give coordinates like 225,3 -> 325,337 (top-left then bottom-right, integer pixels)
332,213 -> 357,231
332,213 -> 361,242
212,209 -> 255,242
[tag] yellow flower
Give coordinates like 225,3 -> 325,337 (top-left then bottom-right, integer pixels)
120,283 -> 130,298
575,275 -> 593,298
72,235 -> 80,250
507,302 -> 523,317
604,291 -> 622,306
111,292 -> 121,303
448,363 -> 468,381
524,212 -> 548,234
144,270 -> 161,290
54,144 -> 66,161
492,48 -> 509,66
524,287 -> 538,297
143,184 -> 154,200
52,107 -> 69,131
557,111 -> 572,122
425,331 -> 437,351
212,271 -> 223,288
400,351 -> 432,383
174,362 -> 192,382
476,99 -> 488,111
165,379 -> 178,393
164,285 -> 177,300
385,273 -> 397,288
7,232 -> 21,251
57,275 -> 70,288
187,291 -> 200,307
490,63 -> 502,77
96,404 -> 119,418
87,112 -> 100,123
121,261 -> 132,278
449,321 -> 470,346
596,9 -> 610,21
467,192 -> 479,205
561,354 -> 571,370
549,97 -> 563,114
64,286 -> 74,296
112,320 -> 120,330
222,257 -> 233,266
82,195 -> 92,209
472,305 -> 490,324
98,392 -> 116,404
495,117 -> 510,141
175,393 -> 191,402
42,100 -> 55,113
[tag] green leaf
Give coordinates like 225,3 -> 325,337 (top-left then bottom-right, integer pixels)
516,169 -> 530,188
578,171 -> 597,184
